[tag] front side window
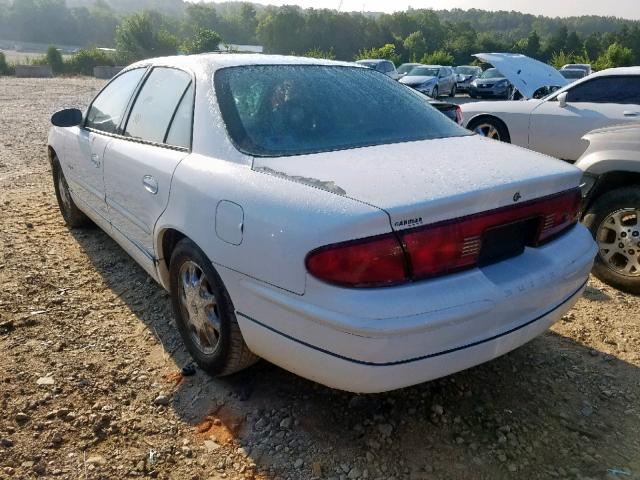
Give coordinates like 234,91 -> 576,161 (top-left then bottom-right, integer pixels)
85,68 -> 146,134
215,65 -> 469,157
566,76 -> 640,104
124,67 -> 192,144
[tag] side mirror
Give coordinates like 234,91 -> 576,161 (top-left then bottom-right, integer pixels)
51,108 -> 83,127
557,92 -> 568,108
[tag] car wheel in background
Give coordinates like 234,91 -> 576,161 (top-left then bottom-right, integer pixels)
52,157 -> 90,228
466,117 -> 511,143
432,86 -> 439,98
583,187 -> 640,294
169,238 -> 259,375
449,85 -> 456,97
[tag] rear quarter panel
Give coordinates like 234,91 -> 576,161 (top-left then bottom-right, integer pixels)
155,154 -> 391,295
462,101 -> 537,148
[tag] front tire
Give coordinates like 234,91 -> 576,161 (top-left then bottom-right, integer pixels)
52,158 -> 90,228
583,187 -> 640,294
449,85 -> 456,97
169,238 -> 258,375
431,86 -> 439,98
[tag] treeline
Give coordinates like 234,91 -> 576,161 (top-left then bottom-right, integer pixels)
1,0 -> 640,70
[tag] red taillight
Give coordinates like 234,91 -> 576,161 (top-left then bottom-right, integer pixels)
306,188 -> 581,287
305,233 -> 407,288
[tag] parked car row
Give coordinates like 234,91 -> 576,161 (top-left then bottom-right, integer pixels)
49,54 -> 597,393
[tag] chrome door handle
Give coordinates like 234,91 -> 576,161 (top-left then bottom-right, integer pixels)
623,111 -> 640,116
142,175 -> 158,195
90,153 -> 101,167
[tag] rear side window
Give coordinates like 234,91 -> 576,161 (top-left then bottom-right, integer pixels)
567,76 -> 640,104
165,83 -> 194,148
124,67 -> 192,145
215,65 -> 469,157
85,68 -> 146,134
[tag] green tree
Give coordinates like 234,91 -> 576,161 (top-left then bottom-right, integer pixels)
182,28 -> 222,54
595,42 -> 633,70
46,45 -> 64,74
526,30 -> 541,57
403,31 -> 427,62
420,50 -> 454,65
549,50 -> 571,69
115,11 -> 178,62
64,48 -> 115,76
304,47 -> 336,59
355,43 -> 400,64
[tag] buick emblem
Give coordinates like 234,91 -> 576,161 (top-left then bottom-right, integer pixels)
513,192 -> 522,202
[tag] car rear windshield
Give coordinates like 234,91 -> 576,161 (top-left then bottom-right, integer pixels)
480,68 -> 504,79
214,65 -> 468,157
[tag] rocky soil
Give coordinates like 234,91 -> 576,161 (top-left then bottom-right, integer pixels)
0,77 -> 639,480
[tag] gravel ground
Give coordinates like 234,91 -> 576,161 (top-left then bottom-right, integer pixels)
0,77 -> 639,480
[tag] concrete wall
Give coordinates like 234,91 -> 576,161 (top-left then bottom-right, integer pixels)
93,66 -> 124,80
14,65 -> 53,78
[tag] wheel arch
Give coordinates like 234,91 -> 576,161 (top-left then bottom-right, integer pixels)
585,171 -> 640,213
465,114 -> 511,142
156,227 -> 188,290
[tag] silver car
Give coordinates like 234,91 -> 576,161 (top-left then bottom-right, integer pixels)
355,59 -> 400,80
399,65 -> 457,98
455,65 -> 482,92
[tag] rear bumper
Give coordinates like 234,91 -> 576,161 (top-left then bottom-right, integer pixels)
224,225 -> 596,393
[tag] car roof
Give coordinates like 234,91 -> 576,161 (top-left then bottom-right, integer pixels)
127,54 -> 360,76
589,66 -> 640,77
355,59 -> 389,64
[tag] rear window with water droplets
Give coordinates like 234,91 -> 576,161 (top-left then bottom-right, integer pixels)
214,65 -> 468,157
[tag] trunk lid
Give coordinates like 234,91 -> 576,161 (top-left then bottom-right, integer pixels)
253,135 -> 581,232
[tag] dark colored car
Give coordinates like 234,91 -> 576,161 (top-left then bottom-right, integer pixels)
430,98 -> 463,124
469,68 -> 513,99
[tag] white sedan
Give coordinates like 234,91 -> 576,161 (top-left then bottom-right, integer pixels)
48,54 -> 596,393
462,63 -> 640,162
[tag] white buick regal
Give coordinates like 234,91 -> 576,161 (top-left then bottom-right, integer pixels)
48,54 -> 597,393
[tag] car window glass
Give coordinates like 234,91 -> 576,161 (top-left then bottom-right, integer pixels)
215,65 -> 469,157
567,76 -> 640,104
124,67 -> 192,144
165,83 -> 194,148
85,68 -> 145,134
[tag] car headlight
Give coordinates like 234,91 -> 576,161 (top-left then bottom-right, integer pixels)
470,80 -> 478,86
420,80 -> 436,88
495,79 -> 509,87
579,172 -> 598,198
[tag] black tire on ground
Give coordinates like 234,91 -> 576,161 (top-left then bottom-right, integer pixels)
432,86 -> 439,98
449,85 -> 456,97
582,186 -> 640,295
169,238 -> 259,376
52,157 -> 90,228
466,117 -> 511,143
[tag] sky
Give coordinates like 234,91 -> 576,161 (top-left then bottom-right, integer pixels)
240,0 -> 640,20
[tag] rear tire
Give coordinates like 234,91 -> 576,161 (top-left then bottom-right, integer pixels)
52,158 -> 90,228
169,238 -> 259,376
466,117 -> 511,143
449,85 -> 456,97
432,86 -> 439,98
582,187 -> 640,294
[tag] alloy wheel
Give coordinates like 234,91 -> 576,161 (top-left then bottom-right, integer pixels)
178,260 -> 222,355
596,208 -> 640,277
474,123 -> 501,140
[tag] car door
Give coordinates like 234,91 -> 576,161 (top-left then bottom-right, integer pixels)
103,66 -> 194,263
528,75 -> 640,161
63,68 -> 146,221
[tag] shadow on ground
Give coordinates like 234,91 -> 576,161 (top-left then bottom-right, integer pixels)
70,225 -> 640,480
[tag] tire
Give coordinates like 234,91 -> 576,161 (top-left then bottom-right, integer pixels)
466,117 -> 511,143
449,85 -> 456,97
169,238 -> 259,376
431,86 -> 438,98
582,186 -> 640,294
469,93 -> 477,99
52,157 -> 90,228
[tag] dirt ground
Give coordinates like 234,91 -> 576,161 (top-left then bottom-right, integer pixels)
0,77 -> 639,480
